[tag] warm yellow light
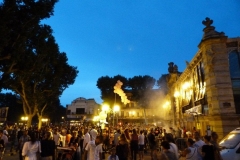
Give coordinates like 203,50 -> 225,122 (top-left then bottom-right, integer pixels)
182,82 -> 190,90
102,104 -> 110,112
21,117 -> 28,121
93,116 -> 99,122
41,118 -> 48,122
227,134 -> 235,140
113,105 -> 120,112
174,91 -> 180,98
163,101 -> 170,108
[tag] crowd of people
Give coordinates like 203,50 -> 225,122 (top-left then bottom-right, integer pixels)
0,124 -> 224,160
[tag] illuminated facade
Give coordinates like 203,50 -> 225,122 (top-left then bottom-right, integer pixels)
66,97 -> 100,122
164,18 -> 240,138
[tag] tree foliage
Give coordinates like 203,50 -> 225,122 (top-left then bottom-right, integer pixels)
96,75 -> 156,107
96,75 -> 127,106
0,0 -> 78,127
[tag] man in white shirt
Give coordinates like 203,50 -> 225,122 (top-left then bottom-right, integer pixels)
89,126 -> 98,141
94,136 -> 103,160
53,128 -> 61,146
85,136 -> 96,160
83,128 -> 90,151
193,131 -> 205,160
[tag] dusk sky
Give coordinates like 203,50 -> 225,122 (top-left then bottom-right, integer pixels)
42,1 -> 240,107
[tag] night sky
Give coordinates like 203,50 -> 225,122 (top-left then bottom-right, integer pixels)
42,1 -> 240,106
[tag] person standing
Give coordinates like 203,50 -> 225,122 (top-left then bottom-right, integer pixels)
18,130 -> 31,160
90,126 -> 98,141
22,134 -> 41,160
193,131 -> 205,160
211,132 -> 223,160
138,130 -> 144,160
53,128 -> 61,147
41,131 -> 55,160
147,128 -> 156,160
94,135 -> 103,160
84,135 -> 96,160
164,133 -> 179,159
83,128 -> 90,151
158,141 -> 177,160
130,129 -> 138,160
180,138 -> 198,160
0,130 -> 8,147
202,135 -> 215,160
114,129 -> 121,146
116,133 -> 130,160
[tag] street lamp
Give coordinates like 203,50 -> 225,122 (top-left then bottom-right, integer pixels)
41,118 -> 49,126
21,116 -> 28,125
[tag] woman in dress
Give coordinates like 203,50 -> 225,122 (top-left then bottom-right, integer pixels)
22,134 -> 41,160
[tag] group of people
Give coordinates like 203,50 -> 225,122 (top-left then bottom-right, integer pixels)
0,124 -> 224,160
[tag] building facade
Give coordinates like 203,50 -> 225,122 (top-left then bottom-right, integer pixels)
66,97 -> 100,124
163,17 -> 240,138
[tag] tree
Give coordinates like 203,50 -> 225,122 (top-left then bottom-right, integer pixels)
128,75 -> 156,106
0,0 -> 78,128
96,75 -> 127,106
127,75 -> 156,124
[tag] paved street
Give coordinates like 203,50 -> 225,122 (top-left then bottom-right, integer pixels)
3,148 -> 186,160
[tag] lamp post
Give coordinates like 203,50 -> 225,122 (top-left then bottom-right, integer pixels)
41,118 -> 49,126
21,116 -> 28,125
113,105 -> 120,127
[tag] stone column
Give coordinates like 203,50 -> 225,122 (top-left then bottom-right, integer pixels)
198,18 -> 239,138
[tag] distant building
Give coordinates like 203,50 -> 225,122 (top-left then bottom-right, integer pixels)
66,97 -> 100,124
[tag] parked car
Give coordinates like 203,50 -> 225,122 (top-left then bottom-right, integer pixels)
219,127 -> 240,160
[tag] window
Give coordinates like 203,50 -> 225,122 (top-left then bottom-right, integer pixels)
76,108 -> 85,114
229,51 -> 240,114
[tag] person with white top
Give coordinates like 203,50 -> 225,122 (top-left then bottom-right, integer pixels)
138,130 -> 145,160
180,138 -> 198,160
193,131 -> 205,160
84,135 -> 96,160
164,133 -> 179,159
53,128 -> 61,147
94,135 -> 103,160
83,128 -> 90,151
0,130 -> 8,146
22,134 -> 41,160
89,126 -> 98,141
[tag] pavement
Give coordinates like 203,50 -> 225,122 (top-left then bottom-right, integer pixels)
2,143 -> 185,160
3,146 -> 156,160
3,149 -> 185,160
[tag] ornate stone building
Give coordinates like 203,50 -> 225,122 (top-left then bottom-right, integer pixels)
66,97 -> 100,124
164,17 -> 240,138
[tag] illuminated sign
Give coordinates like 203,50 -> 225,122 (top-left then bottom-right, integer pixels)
185,105 -> 202,115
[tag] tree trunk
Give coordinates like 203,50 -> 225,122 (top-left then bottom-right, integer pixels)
38,115 -> 43,130
26,115 -> 33,128
143,108 -> 148,125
